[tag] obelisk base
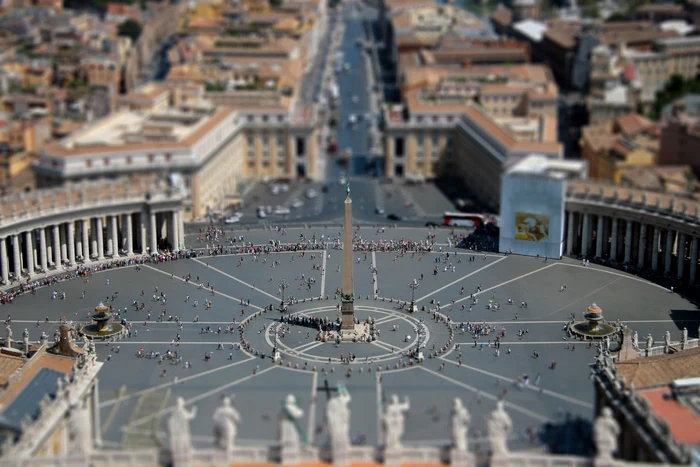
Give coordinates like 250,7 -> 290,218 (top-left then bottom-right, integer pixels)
340,299 -> 355,330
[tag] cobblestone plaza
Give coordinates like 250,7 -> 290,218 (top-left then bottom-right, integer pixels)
6,226 -> 697,454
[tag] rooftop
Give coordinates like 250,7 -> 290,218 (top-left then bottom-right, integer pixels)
615,346 -> 700,389
506,153 -> 587,179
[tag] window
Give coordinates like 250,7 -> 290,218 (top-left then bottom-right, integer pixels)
263,160 -> 270,167
148,154 -> 155,163
248,161 -> 255,168
104,158 -> 110,166
416,134 -> 424,149
247,136 -> 254,147
126,156 -> 132,165
395,137 -> 405,157
86,159 -> 93,168
165,153 -> 172,162
262,115 -> 268,122
296,137 -> 305,157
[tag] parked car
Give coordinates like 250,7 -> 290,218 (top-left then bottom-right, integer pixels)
375,207 -> 385,215
387,213 -> 402,221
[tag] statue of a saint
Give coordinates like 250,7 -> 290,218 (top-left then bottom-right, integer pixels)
213,396 -> 241,456
68,399 -> 92,456
451,398 -> 470,452
279,394 -> 305,450
632,331 -> 638,349
167,397 -> 197,467
326,384 -> 351,464
594,407 -> 619,461
22,328 -> 29,353
682,327 -> 688,346
382,394 -> 410,450
646,334 -> 653,350
664,330 -> 671,348
5,324 -> 12,348
487,400 -> 512,456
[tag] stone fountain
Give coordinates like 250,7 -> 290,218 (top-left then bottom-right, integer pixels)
79,302 -> 125,340
569,303 -> 616,340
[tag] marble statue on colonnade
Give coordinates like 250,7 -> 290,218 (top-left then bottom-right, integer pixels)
487,400 -> 512,456
382,394 -> 410,450
451,398 -> 470,452
326,384 -> 351,465
213,396 -> 241,458
594,407 -> 620,461
279,394 -> 305,464
4,324 -> 12,348
168,397 -> 197,467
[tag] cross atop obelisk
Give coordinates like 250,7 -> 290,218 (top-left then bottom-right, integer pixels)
340,181 -> 355,330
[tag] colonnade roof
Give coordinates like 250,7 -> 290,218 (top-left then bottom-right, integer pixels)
0,175 -> 182,229
567,179 -> 700,223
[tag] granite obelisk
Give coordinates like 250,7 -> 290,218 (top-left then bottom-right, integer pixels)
341,182 -> 355,330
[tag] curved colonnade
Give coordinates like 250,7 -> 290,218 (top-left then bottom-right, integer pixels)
0,176 -> 184,285
566,180 -> 700,283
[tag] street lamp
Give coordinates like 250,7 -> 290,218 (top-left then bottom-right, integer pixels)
279,279 -> 289,311
408,279 -> 419,313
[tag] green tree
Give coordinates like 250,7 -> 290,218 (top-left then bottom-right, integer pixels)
651,74 -> 700,120
118,19 -> 143,42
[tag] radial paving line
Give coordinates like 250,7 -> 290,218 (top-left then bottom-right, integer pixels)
439,357 -> 593,409
307,371 -> 319,444
100,357 -> 255,408
100,385 -> 126,436
321,250 -> 327,297
123,366 -> 277,430
543,278 -> 622,318
374,316 -> 402,325
555,263 -> 669,291
416,256 -> 508,303
372,251 -> 378,297
192,258 -> 280,302
141,264 -> 263,311
375,371 -> 383,446
296,342 -> 326,355
370,340 -> 395,353
291,341 -> 324,352
453,263 -> 558,306
121,388 -> 171,448
418,366 -> 551,423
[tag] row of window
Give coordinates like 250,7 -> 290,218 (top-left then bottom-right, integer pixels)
84,153 -> 172,168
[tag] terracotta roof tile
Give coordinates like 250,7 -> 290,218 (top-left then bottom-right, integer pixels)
615,346 -> 700,389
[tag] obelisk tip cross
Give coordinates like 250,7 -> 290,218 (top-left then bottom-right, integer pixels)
346,181 -> 351,199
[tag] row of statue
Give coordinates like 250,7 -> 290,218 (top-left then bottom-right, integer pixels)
165,386 -> 621,465
630,327 -> 694,350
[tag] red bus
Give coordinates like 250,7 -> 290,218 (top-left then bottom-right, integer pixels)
443,212 -> 485,228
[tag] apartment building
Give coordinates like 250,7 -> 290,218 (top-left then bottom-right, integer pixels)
384,64 -> 562,210
580,113 -> 660,182
658,102 -> 700,176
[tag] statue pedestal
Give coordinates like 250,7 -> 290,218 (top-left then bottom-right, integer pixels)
280,446 -> 301,465
409,303 -> 418,313
450,449 -> 474,467
340,299 -> 355,330
416,351 -> 424,363
273,349 -> 281,363
384,447 -> 403,465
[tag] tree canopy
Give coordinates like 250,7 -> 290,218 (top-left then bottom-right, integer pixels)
118,19 -> 143,42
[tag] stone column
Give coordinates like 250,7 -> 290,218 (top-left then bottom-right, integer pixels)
596,215 -> 604,258
111,215 -> 119,258
96,217 -> 104,260
139,212 -> 148,255
665,230 -> 674,275
149,212 -> 158,254
690,237 -> 699,284
637,223 -> 647,269
82,219 -> 90,262
126,213 -> 134,255
12,234 -> 21,278
0,238 -> 8,285
68,222 -> 76,265
38,228 -> 48,272
651,226 -> 660,272
178,210 -> 186,250
25,231 -> 34,275
53,225 -> 61,268
566,211 -> 575,255
610,218 -> 618,262
171,211 -> 180,250
677,233 -> 686,279
581,214 -> 590,257
624,220 -> 632,264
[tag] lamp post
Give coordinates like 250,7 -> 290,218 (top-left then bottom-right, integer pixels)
408,279 -> 419,312
279,279 -> 289,311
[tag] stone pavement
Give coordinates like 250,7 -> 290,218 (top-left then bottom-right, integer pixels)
3,234 -> 697,453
